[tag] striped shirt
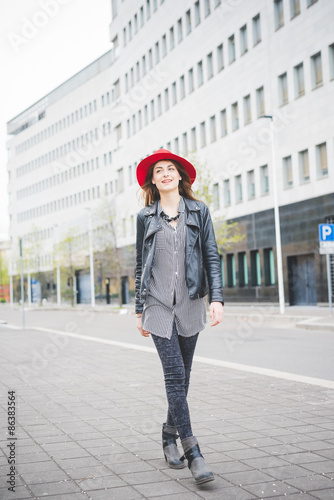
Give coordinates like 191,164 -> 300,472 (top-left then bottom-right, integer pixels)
141,197 -> 207,339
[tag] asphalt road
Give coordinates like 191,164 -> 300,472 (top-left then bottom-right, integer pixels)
1,306 -> 334,382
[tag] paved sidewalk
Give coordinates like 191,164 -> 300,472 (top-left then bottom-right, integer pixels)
0,324 -> 334,500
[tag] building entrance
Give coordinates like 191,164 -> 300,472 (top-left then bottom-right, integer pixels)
287,254 -> 317,305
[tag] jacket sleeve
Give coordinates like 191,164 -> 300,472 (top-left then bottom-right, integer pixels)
135,212 -> 145,314
201,204 -> 224,305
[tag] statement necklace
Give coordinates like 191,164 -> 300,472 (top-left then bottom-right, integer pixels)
160,210 -> 180,223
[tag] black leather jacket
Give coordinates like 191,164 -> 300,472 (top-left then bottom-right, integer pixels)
135,197 -> 224,314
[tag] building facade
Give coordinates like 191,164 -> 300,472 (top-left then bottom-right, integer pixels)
6,0 -> 334,305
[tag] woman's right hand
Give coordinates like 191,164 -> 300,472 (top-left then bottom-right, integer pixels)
137,316 -> 150,337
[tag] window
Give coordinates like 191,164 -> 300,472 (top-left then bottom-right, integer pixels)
252,13 -> 261,45
213,183 -> 219,210
194,0 -> 201,26
274,0 -> 284,30
256,86 -> 265,117
197,60 -> 204,86
311,52 -> 323,88
290,0 -> 300,18
235,174 -> 242,202
164,88 -> 169,111
134,13 -> 138,33
144,104 -> 148,125
220,255 -> 225,287
153,0 -> 157,11
207,52 -> 213,79
172,82 -> 177,105
228,34 -> 235,63
247,170 -> 255,198
140,6 -> 144,26
174,137 -> 179,154
217,43 -> 224,71
170,26 -> 175,50
146,0 -> 151,19
238,252 -> 248,287
128,20 -> 132,40
307,0 -> 318,6
316,142 -> 328,177
260,165 -> 269,194
240,24 -> 248,55
148,48 -> 153,69
150,99 -> 155,120
191,127 -> 197,150
180,75 -> 185,99
142,55 -> 147,75
264,248 -> 275,285
162,34 -> 167,57
298,149 -> 309,183
123,27 -> 127,46
155,41 -> 160,63
188,68 -> 194,92
329,44 -> 334,80
136,61 -> 140,82
186,9 -> 192,34
113,79 -> 120,100
182,132 -> 188,155
130,67 -> 134,87
200,121 -> 206,148
220,109 -> 227,136
243,94 -> 251,125
128,165 -> 133,185
157,94 -> 162,115
294,62 -> 305,97
224,179 -> 231,207
117,168 -> 124,192
125,73 -> 129,92
227,254 -> 236,287
132,114 -> 136,134
210,115 -> 216,142
115,123 -> 122,148
177,18 -> 183,42
250,250 -> 261,286
204,0 -> 211,17
138,110 -> 142,129
126,119 -> 130,138
231,102 -> 239,131
283,155 -> 293,188
278,72 -> 288,106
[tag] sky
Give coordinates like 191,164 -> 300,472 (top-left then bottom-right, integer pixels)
0,0 -> 112,241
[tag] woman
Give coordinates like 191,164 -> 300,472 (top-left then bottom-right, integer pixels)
135,149 -> 224,485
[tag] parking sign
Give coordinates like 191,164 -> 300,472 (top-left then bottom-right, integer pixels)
319,224 -> 334,254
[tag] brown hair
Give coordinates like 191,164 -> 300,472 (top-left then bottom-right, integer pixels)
140,160 -> 198,206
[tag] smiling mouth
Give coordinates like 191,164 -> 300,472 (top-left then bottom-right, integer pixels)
162,179 -> 172,183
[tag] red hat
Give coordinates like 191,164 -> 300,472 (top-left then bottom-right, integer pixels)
136,149 -> 196,187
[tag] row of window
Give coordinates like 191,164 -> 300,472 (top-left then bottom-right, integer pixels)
15,100 -> 98,156
15,124 -> 110,178
117,0 -> 165,43
122,9 -> 261,95
213,140 -> 330,210
278,45 -> 334,107
274,0 -> 318,31
222,248 -> 276,289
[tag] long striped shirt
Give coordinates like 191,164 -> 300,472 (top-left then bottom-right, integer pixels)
141,197 -> 207,339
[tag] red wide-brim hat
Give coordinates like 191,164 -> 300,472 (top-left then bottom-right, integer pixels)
136,149 -> 196,187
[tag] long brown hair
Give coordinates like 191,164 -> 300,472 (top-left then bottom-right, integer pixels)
140,160 -> 198,206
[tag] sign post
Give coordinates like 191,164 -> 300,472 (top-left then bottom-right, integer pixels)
319,224 -> 334,315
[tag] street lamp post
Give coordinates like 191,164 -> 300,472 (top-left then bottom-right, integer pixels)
261,115 -> 285,314
86,208 -> 95,307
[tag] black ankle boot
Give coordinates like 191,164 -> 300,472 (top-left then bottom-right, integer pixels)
162,423 -> 186,469
181,436 -> 214,485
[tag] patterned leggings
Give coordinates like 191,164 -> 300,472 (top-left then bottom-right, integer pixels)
151,321 -> 199,440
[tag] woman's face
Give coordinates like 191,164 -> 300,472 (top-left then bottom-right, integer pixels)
151,161 -> 182,194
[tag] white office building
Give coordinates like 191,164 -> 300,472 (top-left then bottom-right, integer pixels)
6,0 -> 334,305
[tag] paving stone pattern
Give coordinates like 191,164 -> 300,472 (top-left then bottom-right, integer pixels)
0,327 -> 334,499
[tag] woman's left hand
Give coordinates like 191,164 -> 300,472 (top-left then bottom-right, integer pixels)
209,301 -> 224,326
